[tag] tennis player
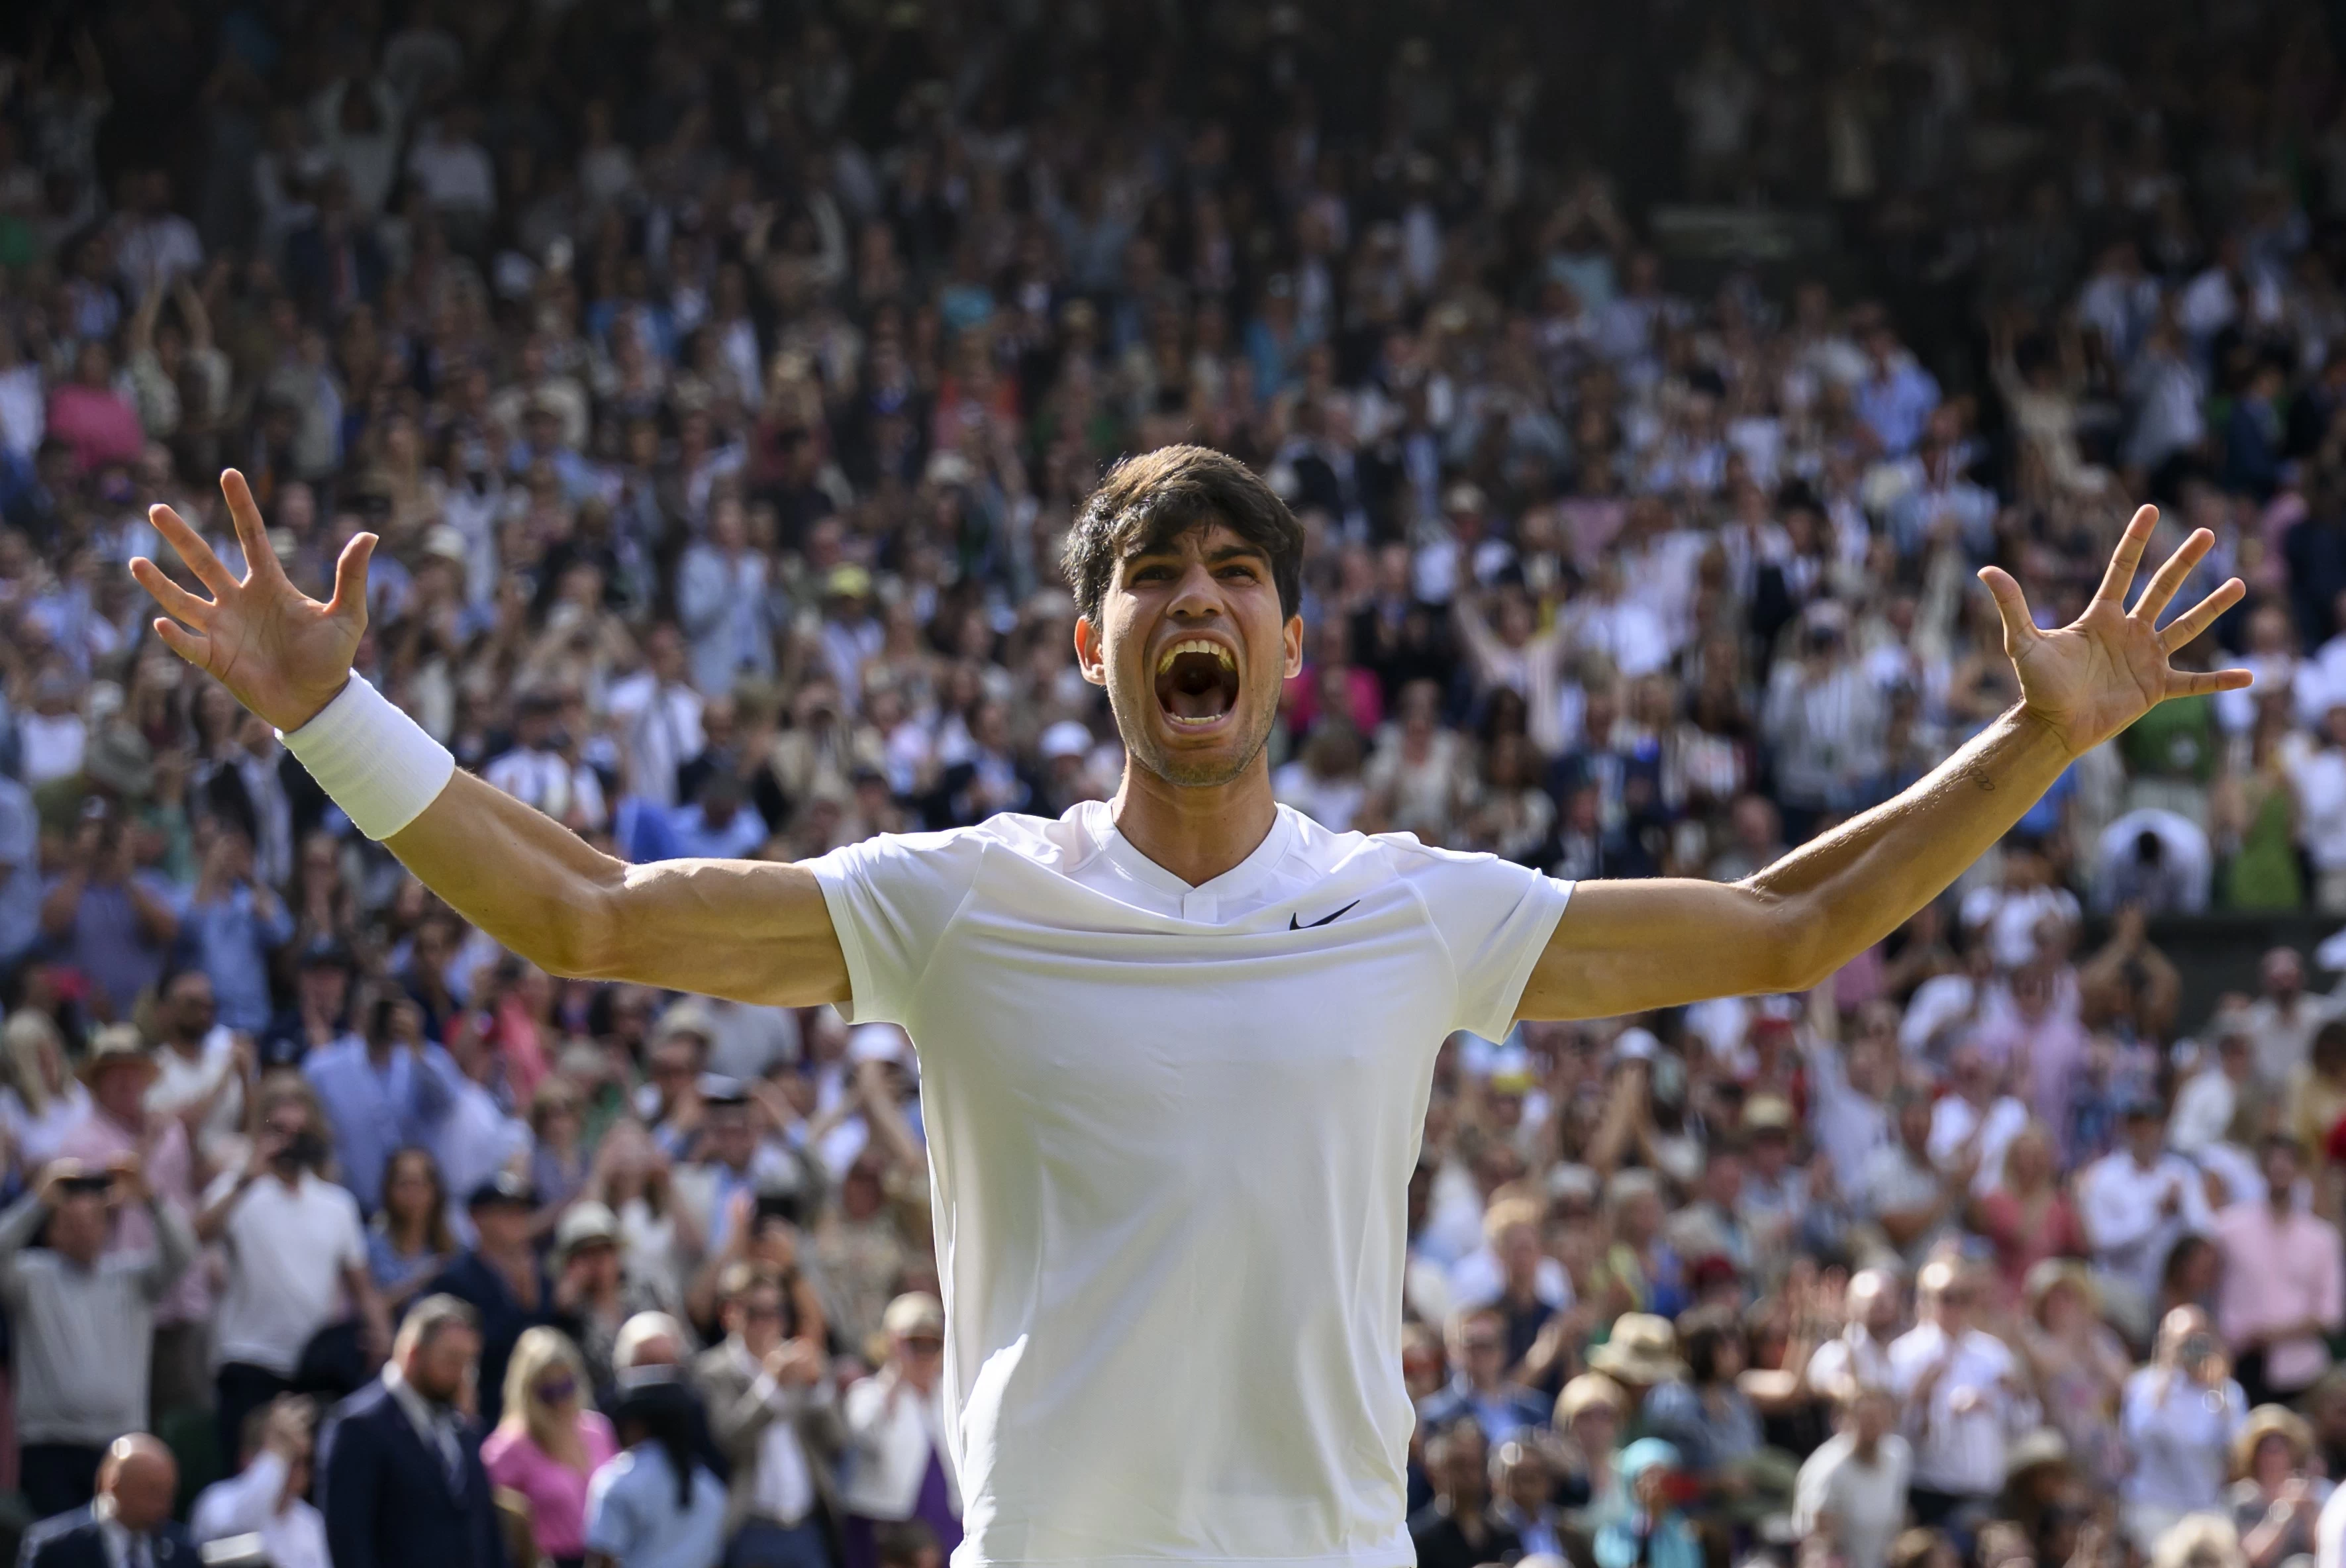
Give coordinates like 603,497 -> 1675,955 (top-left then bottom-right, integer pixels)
134,448 -> 2244,1568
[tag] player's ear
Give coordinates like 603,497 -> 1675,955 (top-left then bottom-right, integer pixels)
1281,613 -> 1304,680
1073,614 -> 1108,687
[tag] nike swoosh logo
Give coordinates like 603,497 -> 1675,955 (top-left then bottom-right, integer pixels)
1289,900 -> 1360,931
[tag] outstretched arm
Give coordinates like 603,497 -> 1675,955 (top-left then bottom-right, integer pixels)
132,471 -> 850,1008
1518,505 -> 2248,1021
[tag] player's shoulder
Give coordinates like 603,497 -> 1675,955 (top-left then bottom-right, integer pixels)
818,808 -> 1100,875
1298,810 -> 1543,887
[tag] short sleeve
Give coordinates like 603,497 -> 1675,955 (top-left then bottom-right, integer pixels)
333,1191 -> 367,1271
1394,846 -> 1573,1041
583,1462 -> 630,1555
804,828 -> 989,1025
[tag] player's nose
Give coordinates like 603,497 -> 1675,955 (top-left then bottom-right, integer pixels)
1163,560 -> 1224,619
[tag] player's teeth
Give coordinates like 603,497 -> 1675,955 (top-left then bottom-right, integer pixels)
1155,639 -> 1235,675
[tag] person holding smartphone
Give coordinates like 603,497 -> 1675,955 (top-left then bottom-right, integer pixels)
199,1072 -> 392,1473
0,1148 -> 194,1520
2118,1304 -> 2249,1554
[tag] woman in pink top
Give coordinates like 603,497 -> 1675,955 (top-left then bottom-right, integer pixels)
1972,1120 -> 2087,1304
44,340 -> 144,473
481,1327 -> 617,1568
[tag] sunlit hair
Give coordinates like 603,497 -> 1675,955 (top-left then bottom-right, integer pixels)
1,1010 -> 65,1118
1059,445 -> 1304,626
499,1326 -> 595,1449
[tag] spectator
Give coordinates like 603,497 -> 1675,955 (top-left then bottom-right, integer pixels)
1489,1439 -> 1566,1559
2016,1261 -> 2133,1491
144,963 -> 251,1172
1418,1305 -> 1555,1446
2173,1029 -> 2259,1158
839,1294 -> 959,1568
1408,1420 -> 1523,1568
2231,1406 -> 2327,1568
2081,1099 -> 2218,1337
178,828 -> 292,1040
1,1011 -> 89,1175
367,1145 -> 459,1313
549,1200 -> 669,1407
1974,1122 -> 2087,1302
318,1294 -> 505,1568
38,801 -> 179,1020
19,1434 -> 189,1568
200,1075 -> 390,1470
584,1369 -> 730,1568
303,985 -> 461,1214
2213,1135 -> 2343,1408
51,1026 -> 210,1423
482,1326 -> 617,1568
1808,1269 -> 1902,1402
1593,1439 -> 1702,1568
1794,1386 -> 1913,1568
2119,1306 -> 2249,1553
189,1396 -> 328,1568
1553,1373 -> 1632,1531
428,1172 -> 556,1432
0,1150 -> 194,1518
1888,1259 -> 2038,1528
695,1261 -> 840,1568
2242,949 -> 2337,1092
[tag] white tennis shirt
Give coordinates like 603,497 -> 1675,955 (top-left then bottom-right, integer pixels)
808,799 -> 1573,1568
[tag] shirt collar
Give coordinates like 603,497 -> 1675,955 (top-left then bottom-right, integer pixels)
382,1364 -> 452,1442
1080,797 -> 1298,910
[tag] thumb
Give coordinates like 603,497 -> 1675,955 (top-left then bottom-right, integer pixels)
327,532 -> 378,627
1977,565 -> 2038,652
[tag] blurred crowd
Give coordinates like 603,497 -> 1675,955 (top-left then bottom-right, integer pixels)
9,2 -> 2346,1568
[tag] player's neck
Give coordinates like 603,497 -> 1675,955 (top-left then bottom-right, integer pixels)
1109,760 -> 1279,889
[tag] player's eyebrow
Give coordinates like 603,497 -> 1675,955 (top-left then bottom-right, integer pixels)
1120,540 -> 1272,571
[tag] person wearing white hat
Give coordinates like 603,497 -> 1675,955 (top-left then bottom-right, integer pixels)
144,451 -> 2249,1568
839,1293 -> 958,1568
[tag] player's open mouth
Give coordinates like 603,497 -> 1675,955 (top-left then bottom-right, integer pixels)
1153,638 -> 1240,728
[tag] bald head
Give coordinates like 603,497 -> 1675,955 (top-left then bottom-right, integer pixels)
99,1434 -> 175,1532
1846,1269 -> 1900,1334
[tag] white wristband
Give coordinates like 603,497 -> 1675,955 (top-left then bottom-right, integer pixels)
277,673 -> 456,841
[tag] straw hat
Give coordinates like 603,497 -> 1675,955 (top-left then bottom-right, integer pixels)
77,1024 -> 156,1086
2233,1404 -> 2314,1479
1588,1313 -> 1686,1385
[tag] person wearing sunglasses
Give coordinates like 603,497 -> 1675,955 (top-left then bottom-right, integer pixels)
695,1261 -> 840,1568
483,1326 -> 616,1568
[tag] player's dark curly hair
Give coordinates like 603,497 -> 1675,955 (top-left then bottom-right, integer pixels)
1060,445 -> 1305,626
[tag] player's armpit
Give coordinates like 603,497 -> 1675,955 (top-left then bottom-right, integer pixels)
383,769 -> 850,1008
1512,877 -> 1810,1022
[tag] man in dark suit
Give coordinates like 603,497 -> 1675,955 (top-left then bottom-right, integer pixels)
317,1295 -> 507,1568
19,1434 -> 195,1568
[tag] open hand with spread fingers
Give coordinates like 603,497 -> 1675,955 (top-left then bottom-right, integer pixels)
1978,503 -> 2253,757
127,468 -> 377,734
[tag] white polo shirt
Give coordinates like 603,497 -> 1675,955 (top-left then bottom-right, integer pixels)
810,801 -> 1571,1568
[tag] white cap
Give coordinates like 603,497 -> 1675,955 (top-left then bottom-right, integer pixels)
849,1024 -> 914,1072
1040,720 -> 1092,761
1608,1027 -> 1661,1065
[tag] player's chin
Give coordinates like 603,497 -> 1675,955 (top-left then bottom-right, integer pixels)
1138,699 -> 1263,784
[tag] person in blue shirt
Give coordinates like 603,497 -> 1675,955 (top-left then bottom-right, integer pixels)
585,1369 -> 728,1568
302,987 -> 462,1214
1594,1440 -> 1704,1568
1853,326 -> 1942,458
1414,1306 -> 1554,1446
183,828 -> 294,1034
